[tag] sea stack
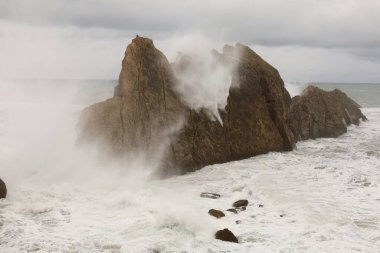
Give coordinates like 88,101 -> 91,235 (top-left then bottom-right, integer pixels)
77,36 -> 295,174
289,86 -> 367,141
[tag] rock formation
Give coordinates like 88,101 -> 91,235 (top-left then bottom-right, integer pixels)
0,178 -> 6,199
289,86 -> 367,141
77,36 -> 295,174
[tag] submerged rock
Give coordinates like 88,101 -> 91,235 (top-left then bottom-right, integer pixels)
77,36 -> 295,174
0,178 -> 6,199
226,208 -> 238,214
208,209 -> 225,218
200,192 -> 221,199
232,199 -> 248,208
289,86 -> 367,141
215,228 -> 238,243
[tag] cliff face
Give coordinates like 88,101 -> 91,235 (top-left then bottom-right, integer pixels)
77,36 -> 295,174
289,86 -> 367,141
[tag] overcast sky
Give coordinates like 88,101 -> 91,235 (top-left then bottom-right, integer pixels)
0,0 -> 379,82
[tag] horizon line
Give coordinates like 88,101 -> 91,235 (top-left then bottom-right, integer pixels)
1,78 -> 380,85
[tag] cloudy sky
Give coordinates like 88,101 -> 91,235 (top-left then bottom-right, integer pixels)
0,0 -> 379,82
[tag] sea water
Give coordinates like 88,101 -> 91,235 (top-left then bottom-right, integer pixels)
0,80 -> 379,252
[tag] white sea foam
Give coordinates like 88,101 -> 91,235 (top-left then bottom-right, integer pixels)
0,81 -> 379,252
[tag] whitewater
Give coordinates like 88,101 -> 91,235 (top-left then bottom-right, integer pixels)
0,81 -> 379,252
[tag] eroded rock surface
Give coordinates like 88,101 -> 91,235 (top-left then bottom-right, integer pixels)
289,86 -> 367,141
77,36 -> 295,174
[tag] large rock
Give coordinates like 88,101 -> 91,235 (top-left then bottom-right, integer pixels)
77,36 -> 185,165
77,36 -> 295,174
289,86 -> 367,141
0,178 -> 6,199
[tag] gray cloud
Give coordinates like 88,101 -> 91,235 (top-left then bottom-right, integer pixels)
0,0 -> 379,81
2,0 -> 380,48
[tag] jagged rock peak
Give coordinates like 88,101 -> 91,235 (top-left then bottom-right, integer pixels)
114,35 -> 177,98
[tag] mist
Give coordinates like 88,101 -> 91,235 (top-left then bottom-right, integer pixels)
167,33 -> 239,122
0,75 -> 222,251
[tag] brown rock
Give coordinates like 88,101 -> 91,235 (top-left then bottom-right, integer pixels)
215,228 -> 238,243
208,209 -> 225,218
77,36 -> 295,175
232,199 -> 248,208
289,86 -> 367,141
0,178 -> 6,199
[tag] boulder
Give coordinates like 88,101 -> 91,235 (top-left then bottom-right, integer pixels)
0,178 -> 6,199
208,209 -> 225,218
232,199 -> 248,208
77,36 -> 295,174
215,228 -> 238,243
289,86 -> 367,141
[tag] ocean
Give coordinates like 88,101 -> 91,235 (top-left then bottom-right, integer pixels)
0,80 -> 379,252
